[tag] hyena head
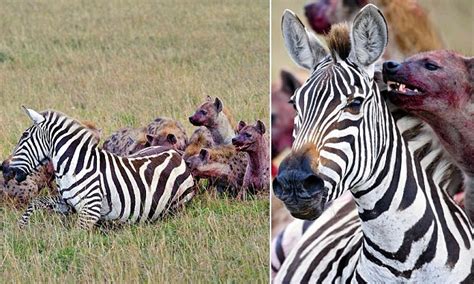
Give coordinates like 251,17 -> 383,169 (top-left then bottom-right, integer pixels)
9,107 -> 52,183
188,96 -> 224,127
273,5 -> 389,220
185,148 -> 210,174
232,120 -> 266,153
384,50 -> 473,115
146,132 -> 178,149
304,0 -> 364,34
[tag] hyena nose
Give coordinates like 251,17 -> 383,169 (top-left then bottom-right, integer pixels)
383,61 -> 401,75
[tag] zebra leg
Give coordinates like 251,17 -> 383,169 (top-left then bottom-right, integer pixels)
18,195 -> 72,228
76,198 -> 102,230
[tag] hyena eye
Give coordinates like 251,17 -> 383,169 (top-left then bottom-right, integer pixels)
200,110 -> 207,115
424,62 -> 439,71
244,133 -> 252,138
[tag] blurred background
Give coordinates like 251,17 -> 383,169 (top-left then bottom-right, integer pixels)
272,0 -> 473,81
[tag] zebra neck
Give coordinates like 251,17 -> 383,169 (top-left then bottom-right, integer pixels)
51,134 -> 99,179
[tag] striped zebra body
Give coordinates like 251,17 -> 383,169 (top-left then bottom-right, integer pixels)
10,109 -> 195,229
271,111 -> 464,277
273,5 -> 472,282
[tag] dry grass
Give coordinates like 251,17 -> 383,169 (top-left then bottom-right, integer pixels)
0,0 -> 269,282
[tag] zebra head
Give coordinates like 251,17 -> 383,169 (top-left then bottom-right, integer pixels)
8,107 -> 51,182
273,4 -> 388,220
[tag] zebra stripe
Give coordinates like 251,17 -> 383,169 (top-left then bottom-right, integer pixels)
10,109 -> 195,229
273,6 -> 472,282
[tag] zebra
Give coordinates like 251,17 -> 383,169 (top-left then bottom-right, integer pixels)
272,5 -> 473,282
8,108 -> 195,229
270,106 -> 466,277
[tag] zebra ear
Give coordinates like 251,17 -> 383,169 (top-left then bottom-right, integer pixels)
282,10 -> 327,70
349,4 -> 387,74
22,106 -> 45,125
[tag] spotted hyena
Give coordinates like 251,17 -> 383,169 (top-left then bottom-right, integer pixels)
188,96 -> 236,145
1,157 -> 57,205
304,0 -> 443,60
272,70 -> 302,158
232,120 -> 270,198
102,127 -> 147,157
146,117 -> 188,152
383,50 -> 474,221
186,145 -> 247,196
183,126 -> 216,160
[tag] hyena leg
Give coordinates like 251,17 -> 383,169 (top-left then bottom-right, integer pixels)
76,196 -> 103,230
18,195 -> 72,228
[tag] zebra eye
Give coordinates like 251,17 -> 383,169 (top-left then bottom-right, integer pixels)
21,132 -> 29,139
424,62 -> 439,71
346,97 -> 364,111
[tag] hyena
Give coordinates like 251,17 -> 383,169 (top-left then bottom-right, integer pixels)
186,145 -> 247,196
232,120 -> 270,199
1,158 -> 56,205
188,96 -> 236,145
183,126 -> 216,160
271,70 -> 302,158
304,0 -> 443,60
146,117 -> 188,152
383,50 -> 474,221
102,127 -> 147,157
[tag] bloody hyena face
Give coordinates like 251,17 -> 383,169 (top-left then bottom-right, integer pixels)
232,120 -> 266,153
304,0 -> 366,34
272,70 -> 301,157
383,50 -> 473,113
188,96 -> 223,127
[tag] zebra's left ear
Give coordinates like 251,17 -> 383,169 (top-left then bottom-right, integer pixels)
349,4 -> 388,75
22,106 -> 45,125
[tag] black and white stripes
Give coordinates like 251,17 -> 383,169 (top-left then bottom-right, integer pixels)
273,5 -> 472,282
10,108 -> 195,229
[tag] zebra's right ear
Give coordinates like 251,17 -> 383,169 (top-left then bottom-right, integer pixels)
282,9 -> 327,70
22,106 -> 45,125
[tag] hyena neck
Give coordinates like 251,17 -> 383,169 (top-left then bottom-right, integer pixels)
244,138 -> 269,185
209,112 -> 235,144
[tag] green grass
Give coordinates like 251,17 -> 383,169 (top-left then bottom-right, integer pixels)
0,0 -> 269,282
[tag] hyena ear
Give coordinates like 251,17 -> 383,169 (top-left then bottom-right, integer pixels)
214,97 -> 223,113
282,9 -> 327,70
255,120 -> 266,135
167,134 -> 177,145
146,134 -> 155,145
199,148 -> 210,161
280,69 -> 302,95
349,4 -> 388,74
22,106 -> 45,125
237,120 -> 246,132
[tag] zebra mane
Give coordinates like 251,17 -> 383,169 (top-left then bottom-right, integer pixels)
326,23 -> 351,61
41,110 -> 100,145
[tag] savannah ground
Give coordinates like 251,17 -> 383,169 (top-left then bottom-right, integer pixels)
0,0 -> 269,282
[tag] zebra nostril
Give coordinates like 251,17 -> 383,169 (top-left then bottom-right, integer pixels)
302,174 -> 324,194
272,177 -> 284,196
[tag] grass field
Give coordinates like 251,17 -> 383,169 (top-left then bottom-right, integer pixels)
0,0 -> 269,282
